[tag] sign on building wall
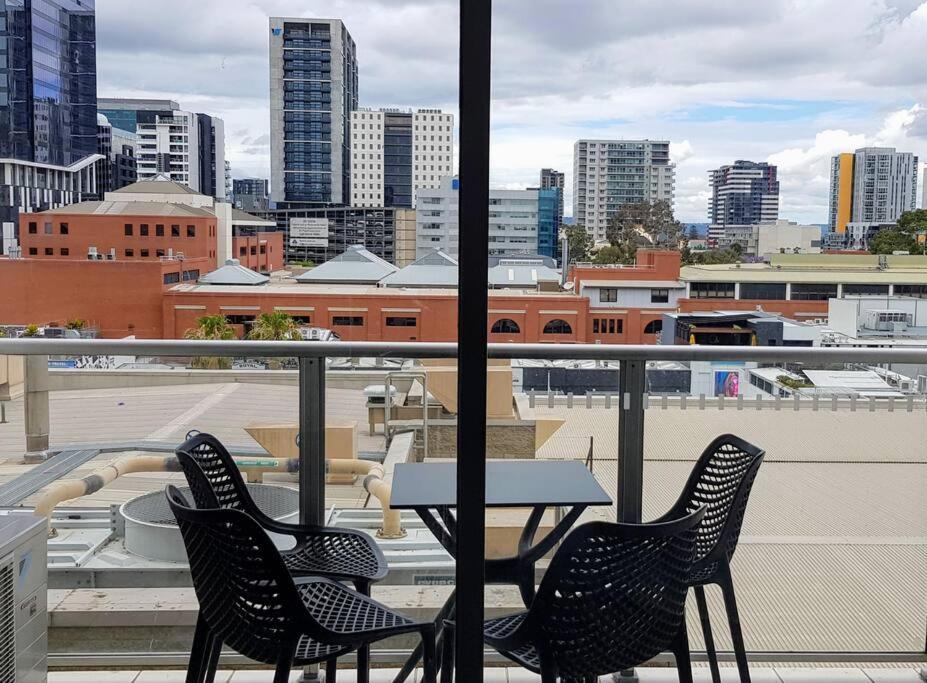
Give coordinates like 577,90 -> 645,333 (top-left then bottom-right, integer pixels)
289,218 -> 329,247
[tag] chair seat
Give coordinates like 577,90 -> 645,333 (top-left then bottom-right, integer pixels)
293,636 -> 351,665
688,559 -> 721,585
297,578 -> 416,635
483,612 -> 542,673
282,529 -> 388,583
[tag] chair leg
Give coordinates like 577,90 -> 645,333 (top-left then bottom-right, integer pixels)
273,640 -> 297,683
539,665 -> 557,683
355,581 -> 371,683
694,585 -> 721,683
440,621 -> 455,683
720,570 -> 751,683
421,624 -> 437,683
202,634 -> 221,683
186,614 -> 210,683
325,658 -> 337,683
672,620 -> 694,683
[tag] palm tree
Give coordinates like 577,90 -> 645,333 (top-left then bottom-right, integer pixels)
247,312 -> 302,369
184,314 -> 235,369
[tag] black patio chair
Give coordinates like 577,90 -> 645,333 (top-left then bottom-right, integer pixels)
657,434 -> 765,683
166,484 -> 436,683
174,431 -> 389,683
442,507 -> 706,683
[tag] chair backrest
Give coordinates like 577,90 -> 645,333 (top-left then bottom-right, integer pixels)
175,432 -> 259,518
165,484 -> 311,663
528,508 -> 705,678
675,434 -> 764,565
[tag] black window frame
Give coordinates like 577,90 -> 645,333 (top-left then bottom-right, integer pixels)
650,288 -> 669,304
386,316 -> 418,327
739,282 -> 787,301
689,282 -> 736,299
124,223 -> 133,236
332,315 -> 364,327
599,288 -> 618,303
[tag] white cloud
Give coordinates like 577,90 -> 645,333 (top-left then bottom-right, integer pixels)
94,0 -> 927,222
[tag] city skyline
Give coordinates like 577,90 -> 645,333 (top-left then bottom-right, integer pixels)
94,0 -> 927,223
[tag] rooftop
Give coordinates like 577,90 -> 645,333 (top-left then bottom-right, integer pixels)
198,259 -> 270,286
296,245 -> 399,284
380,250 -> 460,288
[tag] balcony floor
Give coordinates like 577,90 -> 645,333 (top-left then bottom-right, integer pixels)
46,666 -> 927,682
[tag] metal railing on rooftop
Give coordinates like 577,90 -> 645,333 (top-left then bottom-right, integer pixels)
2,338 -> 926,668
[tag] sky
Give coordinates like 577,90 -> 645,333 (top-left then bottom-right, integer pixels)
97,0 -> 927,224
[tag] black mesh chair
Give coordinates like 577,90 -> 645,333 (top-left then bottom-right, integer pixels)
444,508 -> 705,683
658,434 -> 765,683
166,485 -> 436,683
175,432 -> 388,683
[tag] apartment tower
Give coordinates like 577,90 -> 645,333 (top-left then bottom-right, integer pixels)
351,108 -> 454,208
269,17 -> 358,206
707,160 -> 780,246
573,140 -> 675,242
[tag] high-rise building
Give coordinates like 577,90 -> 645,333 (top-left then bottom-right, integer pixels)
97,114 -> 137,193
233,178 -> 270,214
416,177 -> 543,259
269,17 -> 358,206
540,168 -> 565,222
707,160 -> 779,246
350,108 -> 454,208
828,147 -> 918,241
0,0 -> 102,249
0,0 -> 98,166
99,99 -> 227,200
572,139 -> 675,242
98,98 -> 181,135
537,187 -> 561,261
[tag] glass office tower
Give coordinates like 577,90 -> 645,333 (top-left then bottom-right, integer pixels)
0,0 -> 98,165
269,17 -> 358,206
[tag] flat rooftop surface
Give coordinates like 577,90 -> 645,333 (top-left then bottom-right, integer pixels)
2,382 -> 924,656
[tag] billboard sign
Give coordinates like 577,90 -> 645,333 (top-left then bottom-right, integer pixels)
289,218 -> 328,247
289,238 -> 329,247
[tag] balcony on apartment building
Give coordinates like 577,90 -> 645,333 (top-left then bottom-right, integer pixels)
0,338 -> 924,682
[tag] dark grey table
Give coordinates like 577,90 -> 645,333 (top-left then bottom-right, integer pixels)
390,460 -> 612,682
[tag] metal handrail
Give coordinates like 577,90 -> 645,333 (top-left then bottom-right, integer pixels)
3,338 -> 927,364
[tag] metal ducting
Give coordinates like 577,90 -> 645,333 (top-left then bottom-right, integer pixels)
119,484 -> 300,563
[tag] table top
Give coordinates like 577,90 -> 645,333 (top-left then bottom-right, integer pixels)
390,460 -> 613,509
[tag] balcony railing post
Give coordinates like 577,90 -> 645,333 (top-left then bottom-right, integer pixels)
298,356 -> 325,526
617,359 -> 646,523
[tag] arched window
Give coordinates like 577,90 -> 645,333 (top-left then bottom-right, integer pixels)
491,318 -> 520,334
543,319 -> 573,335
644,319 -> 663,334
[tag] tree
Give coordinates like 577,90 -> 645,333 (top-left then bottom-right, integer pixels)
184,314 -> 235,369
685,247 -> 742,265
248,312 -> 303,342
248,312 -> 303,369
606,200 -> 686,250
563,225 -> 593,263
870,228 -> 918,255
870,210 -> 927,255
22,324 -> 40,338
592,244 -> 636,265
66,318 -> 86,331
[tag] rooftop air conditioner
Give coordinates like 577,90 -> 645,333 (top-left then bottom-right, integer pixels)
918,376 -> 927,394
0,515 -> 47,683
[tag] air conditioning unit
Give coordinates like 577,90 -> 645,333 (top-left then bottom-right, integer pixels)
87,247 -> 98,260
0,515 -> 47,683
918,375 -> 927,394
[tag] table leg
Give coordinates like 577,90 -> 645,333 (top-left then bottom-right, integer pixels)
393,589 -> 457,683
393,508 -> 459,683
